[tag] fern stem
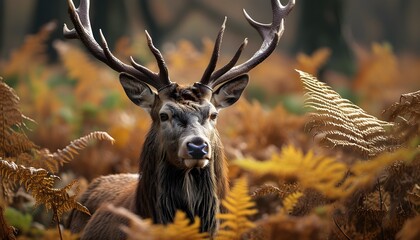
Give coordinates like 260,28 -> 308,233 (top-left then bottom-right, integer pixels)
377,180 -> 385,240
53,207 -> 63,240
333,216 -> 351,240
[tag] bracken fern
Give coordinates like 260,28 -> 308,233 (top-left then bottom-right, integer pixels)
0,78 -> 114,239
216,177 -> 257,240
298,70 -> 395,159
109,205 -> 208,240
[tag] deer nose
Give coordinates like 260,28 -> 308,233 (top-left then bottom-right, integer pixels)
187,139 -> 209,159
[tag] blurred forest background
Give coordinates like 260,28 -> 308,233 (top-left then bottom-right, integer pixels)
2,0 -> 420,70
1,0 -> 420,239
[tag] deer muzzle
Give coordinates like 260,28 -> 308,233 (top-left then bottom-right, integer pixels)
179,137 -> 211,168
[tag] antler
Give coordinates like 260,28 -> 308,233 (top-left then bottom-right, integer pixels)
200,0 -> 295,89
63,0 -> 171,91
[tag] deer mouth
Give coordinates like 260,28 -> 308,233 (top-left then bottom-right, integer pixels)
183,158 -> 210,168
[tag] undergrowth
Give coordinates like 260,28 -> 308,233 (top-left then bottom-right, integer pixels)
0,79 -> 114,239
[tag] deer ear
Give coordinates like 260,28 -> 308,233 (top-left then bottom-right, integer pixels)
212,74 -> 249,109
119,73 -> 156,112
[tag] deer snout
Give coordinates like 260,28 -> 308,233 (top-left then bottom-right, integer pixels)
187,141 -> 208,159
179,137 -> 211,168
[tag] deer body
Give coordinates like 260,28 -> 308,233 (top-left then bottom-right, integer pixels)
67,174 -> 138,239
64,0 -> 294,239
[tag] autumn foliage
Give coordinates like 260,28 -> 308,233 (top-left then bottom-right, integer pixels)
0,22 -> 419,240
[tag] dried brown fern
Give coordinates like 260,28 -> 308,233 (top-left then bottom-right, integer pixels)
255,213 -> 328,240
342,147 -> 418,194
54,41 -> 119,105
407,184 -> 420,210
252,185 -> 283,199
0,160 -> 90,219
331,146 -> 420,239
296,48 -> 331,75
298,70 -> 395,159
384,90 -> 420,144
3,22 -> 56,77
0,78 -> 35,240
220,99 -> 307,160
36,131 -> 115,173
0,79 -> 36,158
0,79 -> 37,203
0,78 -> 114,239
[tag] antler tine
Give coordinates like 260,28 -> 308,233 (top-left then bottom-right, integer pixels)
202,0 -> 295,89
63,0 -> 171,91
63,0 -> 106,62
144,31 -> 171,88
200,18 -> 227,85
210,38 -> 247,82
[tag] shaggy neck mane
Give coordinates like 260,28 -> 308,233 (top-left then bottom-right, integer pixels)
135,124 -> 228,234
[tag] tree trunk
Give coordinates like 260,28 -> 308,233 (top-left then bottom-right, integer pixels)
93,0 -> 128,50
0,0 -> 4,55
292,0 -> 355,77
30,0 -> 67,61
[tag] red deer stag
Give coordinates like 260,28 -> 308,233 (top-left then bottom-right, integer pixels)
64,0 -> 294,238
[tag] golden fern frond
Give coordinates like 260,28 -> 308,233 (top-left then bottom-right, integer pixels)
161,211 -> 207,240
297,70 -> 394,158
109,205 -> 207,240
40,131 -> 115,172
281,191 -> 304,214
235,145 -> 348,198
3,22 -> 55,76
0,159 -> 90,219
216,177 -> 257,240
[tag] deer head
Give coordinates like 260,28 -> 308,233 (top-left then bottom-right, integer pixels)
64,0 -> 294,169
64,0 -> 294,235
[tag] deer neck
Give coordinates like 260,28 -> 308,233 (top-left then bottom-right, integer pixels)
135,127 -> 221,234
157,162 -> 219,233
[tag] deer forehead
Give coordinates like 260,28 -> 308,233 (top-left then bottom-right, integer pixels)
159,101 -> 215,120
156,84 -> 216,117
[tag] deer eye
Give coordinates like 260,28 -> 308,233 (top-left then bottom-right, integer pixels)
160,113 -> 169,122
209,112 -> 218,121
